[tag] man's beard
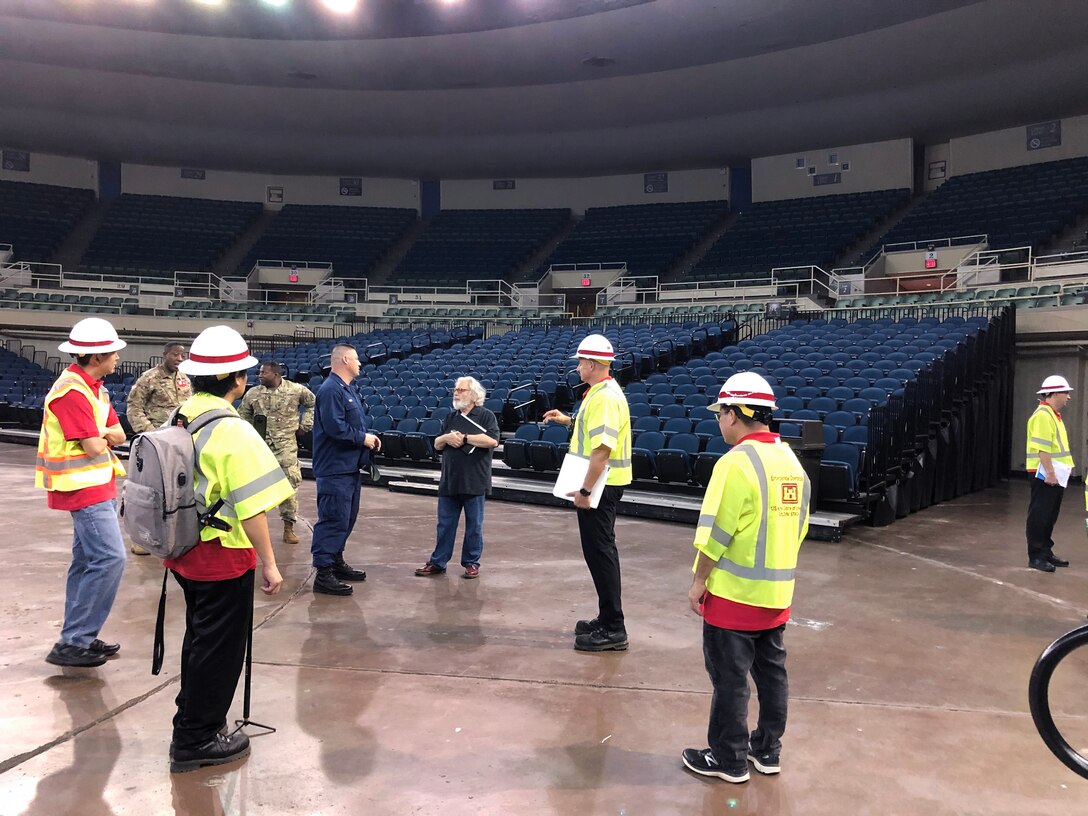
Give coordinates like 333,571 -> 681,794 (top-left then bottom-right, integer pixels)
452,397 -> 471,412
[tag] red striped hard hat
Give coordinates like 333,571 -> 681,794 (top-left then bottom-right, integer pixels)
1038,375 -> 1073,395
570,333 -> 615,363
58,317 -> 126,354
709,371 -> 777,411
179,326 -> 258,376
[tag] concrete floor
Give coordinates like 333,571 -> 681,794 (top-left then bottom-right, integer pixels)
1,440 -> 1087,815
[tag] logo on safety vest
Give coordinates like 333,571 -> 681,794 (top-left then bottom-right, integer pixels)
781,482 -> 799,504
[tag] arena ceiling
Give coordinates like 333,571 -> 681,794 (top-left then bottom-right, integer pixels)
1,0 -> 1087,178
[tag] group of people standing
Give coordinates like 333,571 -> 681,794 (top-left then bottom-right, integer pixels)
37,319 -> 814,784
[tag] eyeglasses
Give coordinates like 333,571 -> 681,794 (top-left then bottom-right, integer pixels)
453,388 -> 470,393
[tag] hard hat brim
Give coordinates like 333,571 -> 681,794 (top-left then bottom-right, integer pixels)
58,339 -> 126,354
179,354 -> 259,376
569,352 -> 614,362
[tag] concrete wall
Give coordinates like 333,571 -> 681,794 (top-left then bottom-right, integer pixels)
441,168 -> 730,214
950,113 -> 1088,176
752,138 -> 913,203
0,151 -> 97,189
120,164 -> 420,211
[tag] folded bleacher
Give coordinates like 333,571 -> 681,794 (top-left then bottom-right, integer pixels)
238,204 -> 418,280
387,208 -> 570,288
78,194 -> 263,280
0,180 -> 95,264
691,189 -> 910,282
876,157 -> 1088,252
533,200 -> 728,280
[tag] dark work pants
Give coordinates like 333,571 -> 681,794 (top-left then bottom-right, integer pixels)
704,622 -> 788,767
171,570 -> 254,750
576,485 -> 625,632
311,472 -> 362,568
1026,479 -> 1064,560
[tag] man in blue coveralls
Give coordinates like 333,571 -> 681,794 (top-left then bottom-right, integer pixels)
310,343 -> 381,596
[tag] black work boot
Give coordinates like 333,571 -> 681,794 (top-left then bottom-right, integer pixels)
170,732 -> 250,774
313,566 -> 353,596
331,552 -> 367,582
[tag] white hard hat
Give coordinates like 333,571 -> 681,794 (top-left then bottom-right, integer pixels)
708,371 -> 777,412
58,317 -> 126,354
179,326 -> 258,376
570,333 -> 615,363
1038,375 -> 1073,395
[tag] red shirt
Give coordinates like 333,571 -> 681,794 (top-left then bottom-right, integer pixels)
164,538 -> 256,582
47,365 -> 120,512
701,429 -> 790,631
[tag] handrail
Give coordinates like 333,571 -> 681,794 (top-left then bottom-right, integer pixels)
251,259 -> 334,271
1029,622 -> 1088,779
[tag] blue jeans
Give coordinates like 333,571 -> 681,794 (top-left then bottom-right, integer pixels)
429,494 -> 485,569
61,499 -> 126,648
311,473 -> 362,568
704,622 -> 788,766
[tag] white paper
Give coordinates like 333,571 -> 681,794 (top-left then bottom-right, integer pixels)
1036,460 -> 1073,488
552,454 -> 610,509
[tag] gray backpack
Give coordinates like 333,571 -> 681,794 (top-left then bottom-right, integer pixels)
119,408 -> 235,560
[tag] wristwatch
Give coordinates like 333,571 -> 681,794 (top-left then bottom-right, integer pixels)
578,487 -> 592,497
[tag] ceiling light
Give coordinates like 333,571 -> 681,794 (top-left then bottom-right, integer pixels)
192,0 -> 226,6
260,0 -> 290,6
321,0 -> 359,13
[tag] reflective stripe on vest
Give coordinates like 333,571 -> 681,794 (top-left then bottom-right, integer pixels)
1026,404 -> 1073,473
698,442 -> 809,609
570,379 -> 632,485
35,374 -> 125,492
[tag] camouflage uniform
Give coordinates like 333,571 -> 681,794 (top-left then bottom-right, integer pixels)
238,379 -> 316,523
126,365 -> 193,434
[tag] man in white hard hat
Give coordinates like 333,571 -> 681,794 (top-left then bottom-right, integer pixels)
543,333 -> 632,651
165,325 -> 293,773
36,317 -> 128,668
1025,375 -> 1074,572
682,372 -> 809,785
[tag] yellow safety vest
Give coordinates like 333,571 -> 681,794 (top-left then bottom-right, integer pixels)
1026,403 -> 1073,475
570,378 -> 632,486
693,438 -> 810,609
181,393 -> 294,549
35,371 -> 126,492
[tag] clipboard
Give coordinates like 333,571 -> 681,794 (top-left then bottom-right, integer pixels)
552,454 -> 610,509
448,412 -> 490,455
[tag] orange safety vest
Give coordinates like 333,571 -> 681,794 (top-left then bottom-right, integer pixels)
35,372 -> 126,492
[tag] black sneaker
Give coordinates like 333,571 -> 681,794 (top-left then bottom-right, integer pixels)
574,618 -> 600,635
681,748 -> 749,783
170,732 -> 250,774
45,642 -> 107,668
574,628 -> 628,652
331,553 -> 367,582
313,567 -> 353,596
88,639 -> 121,657
747,749 -> 781,775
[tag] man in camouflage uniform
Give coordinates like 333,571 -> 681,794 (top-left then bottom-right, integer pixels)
239,360 -> 316,544
126,341 -> 193,555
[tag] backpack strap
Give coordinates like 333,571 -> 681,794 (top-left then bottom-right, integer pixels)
152,568 -> 169,676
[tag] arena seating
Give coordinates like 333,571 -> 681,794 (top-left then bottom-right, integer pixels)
875,156 -> 1088,252
386,208 -> 570,288
78,194 -> 263,279
0,180 -> 95,263
238,204 -> 418,280
691,188 -> 910,282
532,200 -> 728,279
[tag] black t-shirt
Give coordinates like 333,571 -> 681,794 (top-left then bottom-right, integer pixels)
438,406 -> 500,496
